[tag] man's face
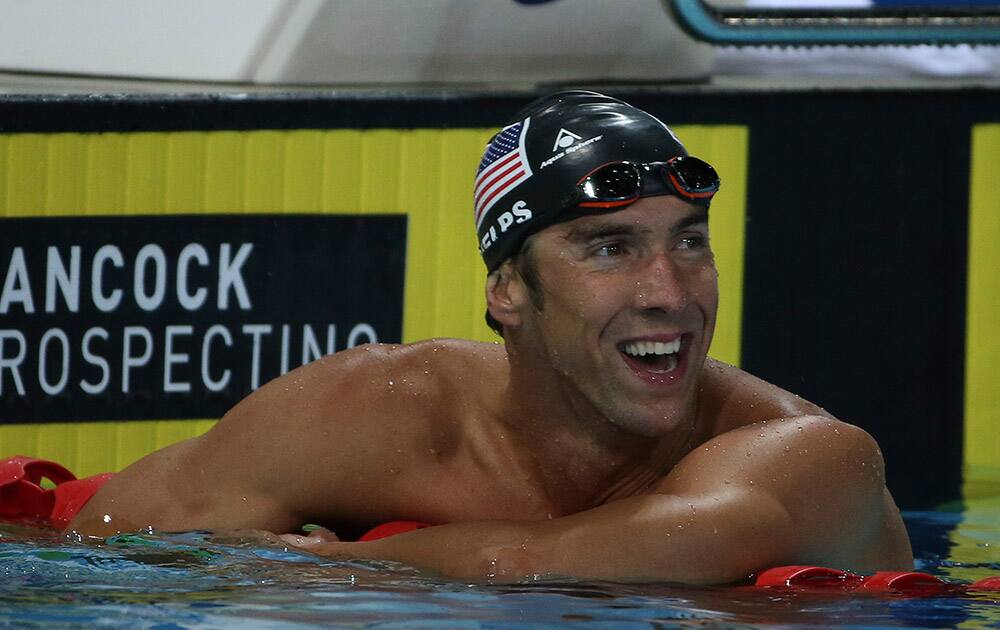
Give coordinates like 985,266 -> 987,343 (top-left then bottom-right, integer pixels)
514,195 -> 718,437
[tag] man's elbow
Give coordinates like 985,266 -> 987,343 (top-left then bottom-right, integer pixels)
65,436 -> 227,536
65,483 -> 142,537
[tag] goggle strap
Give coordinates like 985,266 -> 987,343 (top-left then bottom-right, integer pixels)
578,198 -> 639,209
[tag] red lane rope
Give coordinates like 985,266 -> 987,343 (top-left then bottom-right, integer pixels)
3,456 -> 998,593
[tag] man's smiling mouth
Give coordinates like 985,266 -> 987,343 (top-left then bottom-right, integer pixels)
618,338 -> 682,374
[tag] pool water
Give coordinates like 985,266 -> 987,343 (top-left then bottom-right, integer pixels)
2,504 -> 998,629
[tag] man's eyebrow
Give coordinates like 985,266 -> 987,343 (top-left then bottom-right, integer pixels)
674,210 -> 709,232
563,210 -> 709,243
563,222 -> 647,243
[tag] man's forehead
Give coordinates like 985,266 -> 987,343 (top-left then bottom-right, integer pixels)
555,202 -> 709,241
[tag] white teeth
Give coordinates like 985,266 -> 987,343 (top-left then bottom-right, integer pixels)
622,339 -> 681,357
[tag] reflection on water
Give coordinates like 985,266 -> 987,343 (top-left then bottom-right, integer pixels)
1,506 -> 998,629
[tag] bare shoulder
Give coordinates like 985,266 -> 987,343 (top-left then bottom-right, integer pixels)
69,339 -> 508,535
665,414 -> 911,571
687,361 -> 888,528
217,338 -> 504,429
201,338 -> 512,480
697,358 -> 832,435
691,359 -> 886,503
670,415 -> 885,497
677,361 -> 911,570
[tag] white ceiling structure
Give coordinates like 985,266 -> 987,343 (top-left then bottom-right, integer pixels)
0,0 -> 713,89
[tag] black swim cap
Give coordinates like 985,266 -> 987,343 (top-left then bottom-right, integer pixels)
474,91 -> 693,272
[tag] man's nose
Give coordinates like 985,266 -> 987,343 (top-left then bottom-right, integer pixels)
633,253 -> 688,313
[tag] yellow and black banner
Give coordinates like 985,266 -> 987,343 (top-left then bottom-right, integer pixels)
0,214 -> 405,421
0,90 -> 996,512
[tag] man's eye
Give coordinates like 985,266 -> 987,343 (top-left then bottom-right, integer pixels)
678,235 -> 708,250
594,243 -> 625,257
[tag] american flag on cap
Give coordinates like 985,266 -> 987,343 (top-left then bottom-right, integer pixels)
474,118 -> 533,228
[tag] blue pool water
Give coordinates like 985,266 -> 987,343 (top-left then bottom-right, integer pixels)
2,504 -> 998,629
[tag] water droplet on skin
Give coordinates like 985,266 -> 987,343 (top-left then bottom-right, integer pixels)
102,514 -> 111,523
748,480 -> 754,485
797,426 -> 803,431
388,379 -> 394,386
783,445 -> 790,453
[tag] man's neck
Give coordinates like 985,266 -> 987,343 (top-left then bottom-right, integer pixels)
492,344 -> 700,514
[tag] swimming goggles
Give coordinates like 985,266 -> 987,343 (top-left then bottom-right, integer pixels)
571,156 -> 720,209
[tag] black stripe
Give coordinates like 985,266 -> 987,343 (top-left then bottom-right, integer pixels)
741,90 -> 978,509
2,87 -> 999,133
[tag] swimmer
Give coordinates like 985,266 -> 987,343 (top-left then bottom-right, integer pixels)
69,91 -> 913,584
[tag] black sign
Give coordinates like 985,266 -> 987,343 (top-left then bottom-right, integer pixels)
0,214 -> 407,423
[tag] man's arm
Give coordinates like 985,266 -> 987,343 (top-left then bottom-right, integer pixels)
67,345 -> 420,537
283,416 -> 912,584
67,433 -> 304,537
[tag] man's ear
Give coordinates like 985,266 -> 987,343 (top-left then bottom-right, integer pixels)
485,261 -> 524,330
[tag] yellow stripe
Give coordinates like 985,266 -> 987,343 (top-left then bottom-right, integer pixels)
964,124 -> 1000,501
0,126 -> 748,476
0,420 -> 216,477
685,125 -> 748,368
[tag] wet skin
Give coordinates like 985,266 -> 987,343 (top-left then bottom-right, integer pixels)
69,196 -> 913,584
499,197 -> 718,440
